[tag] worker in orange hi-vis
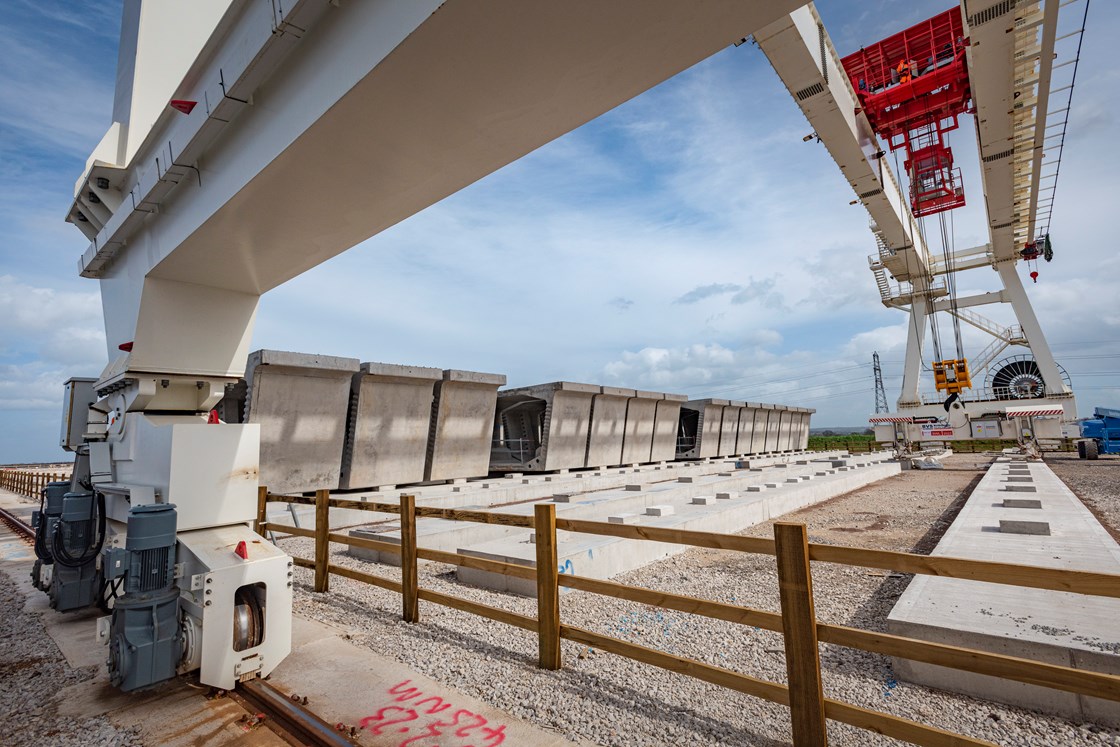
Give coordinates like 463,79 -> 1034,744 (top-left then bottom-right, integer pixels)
897,59 -> 911,83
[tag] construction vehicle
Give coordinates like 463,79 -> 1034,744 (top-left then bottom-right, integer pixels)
1076,407 -> 1120,459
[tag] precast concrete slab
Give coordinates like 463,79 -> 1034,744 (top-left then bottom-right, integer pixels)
245,349 -> 360,494
491,381 -> 599,472
425,368 -> 506,482
343,451 -> 883,566
719,401 -> 745,457
651,393 -> 688,462
457,458 -> 901,595
779,406 -> 798,452
678,399 -> 729,459
888,459 -> 1120,725
275,450 -> 851,536
750,406 -> 771,454
798,408 -> 815,449
339,362 -> 442,490
266,619 -> 577,746
586,386 -> 635,468
762,404 -> 782,453
620,390 -> 661,466
735,404 -> 759,455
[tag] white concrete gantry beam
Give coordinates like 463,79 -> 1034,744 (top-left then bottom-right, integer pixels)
755,4 -> 932,287
74,0 -> 805,379
964,0 -> 1058,262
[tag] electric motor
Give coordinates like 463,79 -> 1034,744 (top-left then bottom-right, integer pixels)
47,490 -> 102,611
30,480 -> 69,591
104,503 -> 182,692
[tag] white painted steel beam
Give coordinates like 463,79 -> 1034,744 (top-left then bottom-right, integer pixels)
965,0 -> 1060,261
996,263 -> 1071,395
756,4 -> 933,284
930,291 -> 1007,313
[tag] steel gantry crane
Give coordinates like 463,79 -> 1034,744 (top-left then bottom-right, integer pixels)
55,0 -> 811,695
758,0 -> 1082,447
47,0 -> 1086,695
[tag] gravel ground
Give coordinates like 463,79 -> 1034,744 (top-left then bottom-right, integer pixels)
0,563 -> 142,747
1046,451 -> 1120,543
281,454 -> 1120,747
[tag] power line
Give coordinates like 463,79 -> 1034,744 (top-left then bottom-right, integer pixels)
674,362 -> 868,393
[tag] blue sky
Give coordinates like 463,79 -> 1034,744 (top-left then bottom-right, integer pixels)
2,0 -> 1117,463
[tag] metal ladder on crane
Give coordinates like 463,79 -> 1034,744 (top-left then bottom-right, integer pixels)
946,307 -> 1027,374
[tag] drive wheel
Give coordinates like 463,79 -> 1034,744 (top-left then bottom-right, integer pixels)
233,587 -> 264,651
1077,440 -> 1087,459
1085,440 -> 1099,460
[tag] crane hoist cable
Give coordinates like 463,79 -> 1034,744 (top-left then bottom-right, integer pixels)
895,146 -> 942,364
890,146 -> 932,377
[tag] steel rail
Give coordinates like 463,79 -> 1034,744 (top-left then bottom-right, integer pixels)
0,505 -> 34,543
4,498 -> 351,744
234,678 -> 358,747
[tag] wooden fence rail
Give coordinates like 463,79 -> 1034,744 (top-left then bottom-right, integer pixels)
0,469 -> 70,499
257,488 -> 1120,747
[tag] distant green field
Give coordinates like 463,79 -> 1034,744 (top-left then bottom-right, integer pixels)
806,435 -> 1077,453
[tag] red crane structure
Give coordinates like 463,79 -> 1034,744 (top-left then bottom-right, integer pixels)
841,8 -> 972,218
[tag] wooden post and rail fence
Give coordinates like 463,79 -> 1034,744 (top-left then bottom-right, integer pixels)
257,487 -> 1120,747
0,468 -> 70,498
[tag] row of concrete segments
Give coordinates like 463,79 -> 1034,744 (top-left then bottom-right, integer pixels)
225,350 -> 813,495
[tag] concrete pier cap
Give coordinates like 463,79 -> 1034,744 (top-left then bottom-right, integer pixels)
245,348 -> 359,494
339,362 -> 442,490
425,368 -> 506,482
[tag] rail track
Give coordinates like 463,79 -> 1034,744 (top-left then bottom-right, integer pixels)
0,504 -> 34,543
231,679 -> 360,747
0,503 -> 355,746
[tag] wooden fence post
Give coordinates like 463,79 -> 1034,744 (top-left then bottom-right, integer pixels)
255,486 -> 268,535
400,494 -> 419,623
314,489 -> 330,593
534,503 -> 561,670
774,522 -> 828,747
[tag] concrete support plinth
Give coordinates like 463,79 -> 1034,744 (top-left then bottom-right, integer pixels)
339,362 -> 441,490
425,369 -> 506,482
245,349 -> 359,494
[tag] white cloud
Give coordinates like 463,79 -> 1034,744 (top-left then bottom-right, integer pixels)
0,275 -> 106,382
3,0 -> 1119,461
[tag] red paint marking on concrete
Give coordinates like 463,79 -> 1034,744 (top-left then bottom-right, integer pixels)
363,680 -> 507,746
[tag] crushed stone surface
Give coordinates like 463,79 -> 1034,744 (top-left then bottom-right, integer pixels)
0,561 -> 142,747
281,454 -> 1120,746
